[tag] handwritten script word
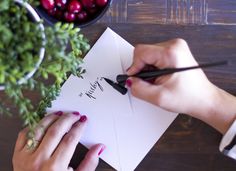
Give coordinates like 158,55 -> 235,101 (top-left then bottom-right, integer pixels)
79,77 -> 104,99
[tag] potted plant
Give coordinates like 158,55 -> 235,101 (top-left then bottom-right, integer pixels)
0,0 -> 89,130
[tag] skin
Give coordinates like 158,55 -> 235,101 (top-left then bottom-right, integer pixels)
13,112 -> 105,171
127,38 -> 236,134
13,38 -> 236,171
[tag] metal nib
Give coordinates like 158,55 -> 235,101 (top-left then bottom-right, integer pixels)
103,77 -> 127,95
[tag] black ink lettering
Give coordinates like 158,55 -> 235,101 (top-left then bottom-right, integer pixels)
85,92 -> 96,99
96,80 -> 103,91
80,77 -> 104,100
90,83 -> 96,91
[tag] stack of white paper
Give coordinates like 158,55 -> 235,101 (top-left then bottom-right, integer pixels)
48,28 -> 178,171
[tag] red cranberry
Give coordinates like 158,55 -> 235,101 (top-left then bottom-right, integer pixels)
47,7 -> 63,20
95,0 -> 108,7
41,0 -> 55,10
68,0 -> 82,13
77,11 -> 88,21
87,7 -> 97,14
55,8 -> 64,20
64,12 -> 76,22
55,0 -> 67,9
81,0 -> 96,9
47,7 -> 57,16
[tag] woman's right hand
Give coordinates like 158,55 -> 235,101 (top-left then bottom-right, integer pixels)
127,39 -> 236,134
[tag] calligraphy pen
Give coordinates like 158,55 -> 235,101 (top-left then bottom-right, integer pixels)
103,60 -> 228,95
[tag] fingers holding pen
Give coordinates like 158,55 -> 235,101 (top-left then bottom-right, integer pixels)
125,77 -> 166,106
127,39 -> 194,77
125,40 -> 191,106
127,44 -> 165,76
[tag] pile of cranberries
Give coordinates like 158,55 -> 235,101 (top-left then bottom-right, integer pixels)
40,0 -> 108,23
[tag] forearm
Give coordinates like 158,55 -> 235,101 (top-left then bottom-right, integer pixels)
196,86 -> 236,134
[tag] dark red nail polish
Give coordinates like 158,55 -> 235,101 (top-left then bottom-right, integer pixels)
54,111 -> 63,116
79,115 -> 87,122
126,79 -> 132,87
72,111 -> 80,116
98,145 -> 105,156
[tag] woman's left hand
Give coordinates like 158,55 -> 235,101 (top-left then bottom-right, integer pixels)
12,111 -> 105,171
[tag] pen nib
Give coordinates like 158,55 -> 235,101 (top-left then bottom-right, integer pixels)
103,77 -> 127,95
103,77 -> 113,85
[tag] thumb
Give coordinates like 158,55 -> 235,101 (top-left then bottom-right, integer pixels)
76,144 -> 105,171
127,77 -> 163,105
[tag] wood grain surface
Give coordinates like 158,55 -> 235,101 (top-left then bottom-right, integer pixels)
1,1 -> 236,171
100,0 -> 236,25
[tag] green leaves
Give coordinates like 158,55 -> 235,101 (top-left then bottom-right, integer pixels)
0,0 -> 90,129
0,0 -> 43,84
0,1 -> 10,12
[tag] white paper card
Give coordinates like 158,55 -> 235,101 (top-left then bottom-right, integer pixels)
48,28 -> 178,171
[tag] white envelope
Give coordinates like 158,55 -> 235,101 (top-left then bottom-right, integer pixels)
48,28 -> 178,171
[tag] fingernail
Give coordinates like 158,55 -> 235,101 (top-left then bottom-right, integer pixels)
126,79 -> 132,87
79,115 -> 87,122
54,111 -> 63,116
98,145 -> 106,156
72,111 -> 80,116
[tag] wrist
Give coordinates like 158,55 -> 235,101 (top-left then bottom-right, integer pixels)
198,85 -> 236,134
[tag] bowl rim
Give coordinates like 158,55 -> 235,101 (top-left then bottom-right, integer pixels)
35,0 -> 113,28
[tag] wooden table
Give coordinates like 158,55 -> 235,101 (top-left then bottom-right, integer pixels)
1,0 -> 236,171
